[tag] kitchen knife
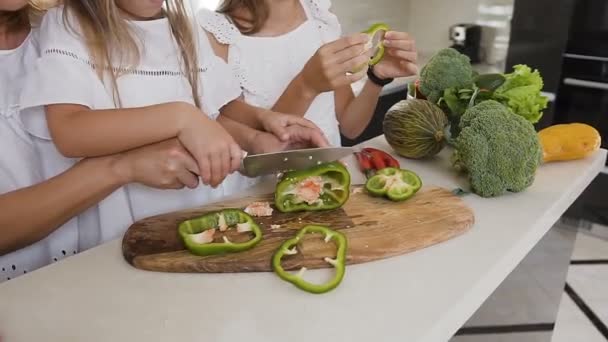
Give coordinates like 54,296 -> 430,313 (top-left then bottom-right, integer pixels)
240,147 -> 354,177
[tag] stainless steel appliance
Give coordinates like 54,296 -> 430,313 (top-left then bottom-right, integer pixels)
555,0 -> 608,163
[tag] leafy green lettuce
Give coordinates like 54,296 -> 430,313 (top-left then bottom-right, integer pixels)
493,65 -> 549,124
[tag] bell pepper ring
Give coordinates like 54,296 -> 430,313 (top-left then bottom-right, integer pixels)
365,167 -> 422,201
274,161 -> 351,213
178,209 -> 262,256
349,22 -> 390,74
272,225 -> 347,294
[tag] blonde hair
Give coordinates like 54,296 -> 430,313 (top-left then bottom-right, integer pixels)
217,0 -> 268,34
62,0 -> 201,108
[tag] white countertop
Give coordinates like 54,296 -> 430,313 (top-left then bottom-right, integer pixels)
1,137 -> 605,342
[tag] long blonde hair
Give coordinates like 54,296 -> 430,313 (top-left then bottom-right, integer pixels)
62,0 -> 201,108
217,0 -> 268,34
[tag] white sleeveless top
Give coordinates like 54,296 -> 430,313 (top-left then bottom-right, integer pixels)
198,0 -> 343,147
0,29 -> 81,283
19,7 -> 243,226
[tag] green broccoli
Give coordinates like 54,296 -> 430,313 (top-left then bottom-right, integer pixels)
419,48 -> 474,103
453,100 -> 543,198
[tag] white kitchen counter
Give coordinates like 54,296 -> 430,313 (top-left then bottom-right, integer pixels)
0,137 -> 605,342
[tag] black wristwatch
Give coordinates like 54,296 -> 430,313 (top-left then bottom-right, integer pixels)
367,66 -> 393,87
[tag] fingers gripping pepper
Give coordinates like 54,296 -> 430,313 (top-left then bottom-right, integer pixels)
272,225 -> 347,294
274,162 -> 351,213
178,209 -> 262,256
365,167 -> 422,201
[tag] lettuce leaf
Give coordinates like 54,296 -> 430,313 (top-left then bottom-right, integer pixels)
493,65 -> 549,124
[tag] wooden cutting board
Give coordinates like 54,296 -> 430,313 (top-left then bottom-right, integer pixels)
122,186 -> 474,273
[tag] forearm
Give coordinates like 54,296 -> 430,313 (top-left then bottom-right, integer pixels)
220,99 -> 270,131
272,73 -> 318,117
336,80 -> 383,139
217,115 -> 259,153
46,102 -> 194,157
0,156 -> 127,256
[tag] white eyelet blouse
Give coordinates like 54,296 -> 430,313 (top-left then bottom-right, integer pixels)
198,0 -> 343,147
0,30 -> 82,283
18,7 -> 243,228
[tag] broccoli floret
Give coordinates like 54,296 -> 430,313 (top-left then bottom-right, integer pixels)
453,100 -> 542,198
419,48 -> 474,103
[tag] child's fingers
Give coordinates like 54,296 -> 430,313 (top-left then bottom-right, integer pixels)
328,33 -> 369,54
176,167 -> 199,189
341,54 -> 372,75
345,65 -> 368,84
198,156 -> 211,185
388,49 -> 418,63
218,148 -> 229,181
383,39 -> 416,52
229,143 -> 243,173
269,122 -> 290,141
332,42 -> 369,65
210,150 -> 224,188
286,116 -> 318,130
384,31 -> 411,40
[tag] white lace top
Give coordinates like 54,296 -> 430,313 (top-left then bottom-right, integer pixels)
19,6 -> 243,226
0,30 -> 81,283
198,0 -> 343,147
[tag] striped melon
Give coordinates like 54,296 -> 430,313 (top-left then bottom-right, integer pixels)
383,99 -> 449,159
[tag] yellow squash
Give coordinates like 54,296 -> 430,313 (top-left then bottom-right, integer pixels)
538,123 -> 601,162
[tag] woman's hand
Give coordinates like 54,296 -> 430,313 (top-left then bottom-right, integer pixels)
257,110 -> 321,141
113,139 -> 201,190
177,109 -> 243,188
250,125 -> 330,155
298,33 -> 371,96
371,31 -> 418,80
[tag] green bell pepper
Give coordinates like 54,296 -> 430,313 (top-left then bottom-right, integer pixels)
272,225 -> 347,294
364,22 -> 390,66
274,161 -> 350,213
178,209 -> 262,256
365,167 -> 422,201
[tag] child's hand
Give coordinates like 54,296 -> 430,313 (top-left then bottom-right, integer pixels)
371,31 -> 418,80
250,125 -> 330,155
114,139 -> 200,190
298,33 -> 371,95
258,110 -> 321,141
178,113 -> 243,187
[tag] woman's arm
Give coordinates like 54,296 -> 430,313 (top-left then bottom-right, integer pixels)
0,138 -> 201,256
0,156 -> 124,255
45,102 -> 197,158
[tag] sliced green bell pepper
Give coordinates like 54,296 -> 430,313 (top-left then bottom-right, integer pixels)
350,22 -> 391,74
178,209 -> 262,256
365,22 -> 390,66
272,225 -> 347,294
365,167 -> 422,201
274,161 -> 350,213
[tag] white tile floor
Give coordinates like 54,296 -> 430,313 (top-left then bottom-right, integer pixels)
552,231 -> 608,342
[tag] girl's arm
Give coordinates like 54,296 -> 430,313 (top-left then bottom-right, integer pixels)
272,34 -> 370,117
45,102 -> 197,158
334,80 -> 382,139
0,139 -> 200,256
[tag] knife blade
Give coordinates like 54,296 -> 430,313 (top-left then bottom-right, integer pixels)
240,147 -> 354,177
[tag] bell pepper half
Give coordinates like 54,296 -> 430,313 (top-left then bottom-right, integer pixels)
178,209 -> 262,256
274,161 -> 351,213
365,167 -> 422,201
350,22 -> 390,73
272,225 -> 347,294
